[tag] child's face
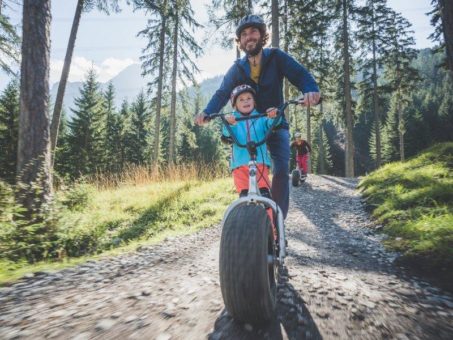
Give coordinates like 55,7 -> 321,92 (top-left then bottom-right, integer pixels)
235,92 -> 255,115
296,137 -> 302,143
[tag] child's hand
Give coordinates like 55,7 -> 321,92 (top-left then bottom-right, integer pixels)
225,114 -> 237,125
266,107 -> 278,118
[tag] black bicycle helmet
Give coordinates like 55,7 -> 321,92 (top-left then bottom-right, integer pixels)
235,15 -> 266,38
230,84 -> 256,106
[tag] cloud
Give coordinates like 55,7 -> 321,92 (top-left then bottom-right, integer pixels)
50,56 -> 136,85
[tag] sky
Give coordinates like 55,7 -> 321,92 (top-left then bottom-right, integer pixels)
0,0 -> 435,90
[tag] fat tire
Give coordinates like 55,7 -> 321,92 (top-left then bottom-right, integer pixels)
292,169 -> 301,187
219,203 -> 277,325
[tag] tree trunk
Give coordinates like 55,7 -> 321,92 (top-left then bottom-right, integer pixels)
152,4 -> 167,166
49,0 -> 83,168
371,9 -> 381,168
16,0 -> 52,218
169,8 -> 179,165
306,106 -> 311,173
440,0 -> 453,72
397,90 -> 405,161
342,0 -> 354,177
271,0 -> 279,48
50,0 -> 83,167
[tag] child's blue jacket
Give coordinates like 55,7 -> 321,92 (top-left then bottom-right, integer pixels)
222,109 -> 281,171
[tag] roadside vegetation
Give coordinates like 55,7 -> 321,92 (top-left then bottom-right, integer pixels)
0,165 -> 235,284
359,142 -> 453,275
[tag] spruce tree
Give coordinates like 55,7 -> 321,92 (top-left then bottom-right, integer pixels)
67,69 -> 105,178
288,0 -> 336,173
122,92 -> 148,165
118,99 -> 130,170
356,0 -> 393,168
381,96 -> 399,163
0,2 -> 20,74
428,0 -> 453,72
333,0 -> 357,177
168,0 -> 202,164
102,82 -> 122,172
137,0 -> 171,166
383,10 -> 419,161
207,0 -> 253,59
0,80 -> 19,183
53,109 -> 72,178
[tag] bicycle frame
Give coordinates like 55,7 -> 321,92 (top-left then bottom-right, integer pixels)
220,159 -> 287,263
208,100 -> 299,264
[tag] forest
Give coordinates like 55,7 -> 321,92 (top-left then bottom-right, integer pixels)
0,0 -> 452,264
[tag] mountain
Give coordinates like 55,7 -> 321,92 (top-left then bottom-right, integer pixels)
50,63 -> 147,116
50,64 -> 224,118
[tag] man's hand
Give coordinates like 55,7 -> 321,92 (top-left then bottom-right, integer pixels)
300,92 -> 321,106
266,107 -> 278,118
225,114 -> 237,125
194,113 -> 208,126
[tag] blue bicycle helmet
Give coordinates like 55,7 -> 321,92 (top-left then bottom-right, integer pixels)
235,15 -> 267,38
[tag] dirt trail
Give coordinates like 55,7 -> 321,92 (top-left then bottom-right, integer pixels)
1,175 -> 452,339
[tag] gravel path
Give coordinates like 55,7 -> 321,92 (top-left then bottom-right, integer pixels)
1,175 -> 452,339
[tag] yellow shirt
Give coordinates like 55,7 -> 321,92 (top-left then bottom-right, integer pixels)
250,61 -> 261,84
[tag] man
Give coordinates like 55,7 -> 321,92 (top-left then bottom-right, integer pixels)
195,14 -> 320,219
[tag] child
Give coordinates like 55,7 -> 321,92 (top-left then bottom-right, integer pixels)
222,84 -> 279,234
290,132 -> 311,175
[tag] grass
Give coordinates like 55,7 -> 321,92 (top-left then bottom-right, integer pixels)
0,169 -> 236,285
358,142 -> 453,274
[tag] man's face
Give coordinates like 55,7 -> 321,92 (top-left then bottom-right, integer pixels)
239,26 -> 262,55
235,92 -> 255,115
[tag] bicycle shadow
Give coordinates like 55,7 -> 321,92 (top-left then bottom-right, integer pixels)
208,267 -> 322,340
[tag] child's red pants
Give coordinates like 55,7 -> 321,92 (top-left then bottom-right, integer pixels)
232,164 -> 276,239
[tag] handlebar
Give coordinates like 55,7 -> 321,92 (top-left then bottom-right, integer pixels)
206,99 -> 301,149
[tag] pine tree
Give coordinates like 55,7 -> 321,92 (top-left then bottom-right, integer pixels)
50,0 -> 121,165
53,109 -> 72,178
288,0 -> 336,173
207,0 -> 253,59
122,91 -> 149,165
383,10 -> 419,161
102,82 -> 122,172
356,0 -> 393,168
137,0 -> 171,166
0,80 -> 19,183
168,0 -> 202,164
118,99 -> 130,170
0,1 -> 20,74
312,120 -> 333,174
381,96 -> 399,163
333,0 -> 357,177
428,0 -> 453,72
67,69 -> 105,177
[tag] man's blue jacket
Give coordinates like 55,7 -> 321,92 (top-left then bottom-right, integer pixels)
203,48 -> 319,129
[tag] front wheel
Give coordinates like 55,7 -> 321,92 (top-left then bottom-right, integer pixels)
292,169 -> 301,187
219,203 -> 277,325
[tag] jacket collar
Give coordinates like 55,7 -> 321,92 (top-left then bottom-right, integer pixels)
233,108 -> 259,117
237,48 -> 273,68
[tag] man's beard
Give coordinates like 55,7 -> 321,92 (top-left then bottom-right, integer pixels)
242,39 -> 264,57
